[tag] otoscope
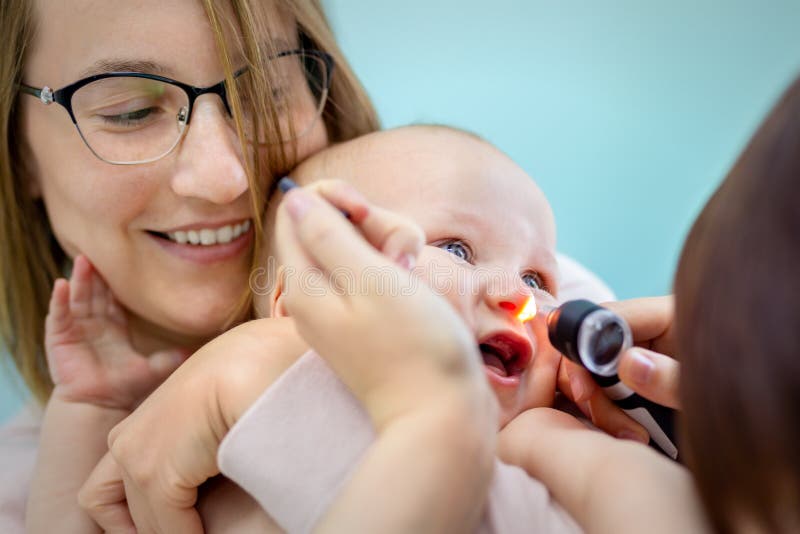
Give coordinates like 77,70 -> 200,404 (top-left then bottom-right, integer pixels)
521,299 -> 679,460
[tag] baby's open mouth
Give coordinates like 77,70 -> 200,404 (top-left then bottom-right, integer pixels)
479,333 -> 532,378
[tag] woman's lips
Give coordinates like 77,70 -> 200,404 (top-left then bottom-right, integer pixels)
146,223 -> 253,265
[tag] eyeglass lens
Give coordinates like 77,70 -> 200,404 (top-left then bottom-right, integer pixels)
70,52 -> 329,164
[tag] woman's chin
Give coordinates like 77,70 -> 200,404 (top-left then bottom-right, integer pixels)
126,291 -> 248,350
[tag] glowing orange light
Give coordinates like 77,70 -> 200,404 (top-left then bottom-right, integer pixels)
517,296 -> 538,323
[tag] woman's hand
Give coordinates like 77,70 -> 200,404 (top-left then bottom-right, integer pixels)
77,317 -> 307,534
558,296 -> 682,439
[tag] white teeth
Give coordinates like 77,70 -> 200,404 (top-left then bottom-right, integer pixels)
217,225 -> 233,244
165,220 -> 251,246
174,231 -> 188,244
200,229 -> 215,245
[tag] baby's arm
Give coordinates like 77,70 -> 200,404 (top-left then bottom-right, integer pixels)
498,408 -> 710,534
77,315 -> 309,533
27,256 -> 186,534
276,183 -> 497,533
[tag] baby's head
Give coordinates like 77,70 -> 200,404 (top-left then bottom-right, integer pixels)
261,125 -> 560,427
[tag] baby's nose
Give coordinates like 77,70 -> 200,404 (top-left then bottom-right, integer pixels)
489,280 -> 530,316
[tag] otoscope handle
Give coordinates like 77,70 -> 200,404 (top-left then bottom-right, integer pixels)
592,373 -> 679,460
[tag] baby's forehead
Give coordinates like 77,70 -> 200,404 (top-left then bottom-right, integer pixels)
294,126 -> 555,241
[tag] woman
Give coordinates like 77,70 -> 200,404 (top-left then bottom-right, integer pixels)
0,0 -> 614,531
0,0 -> 376,530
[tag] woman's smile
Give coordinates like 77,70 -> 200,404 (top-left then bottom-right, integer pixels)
146,218 -> 253,265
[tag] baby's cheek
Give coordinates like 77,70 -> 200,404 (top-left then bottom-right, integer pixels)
415,250 -> 477,323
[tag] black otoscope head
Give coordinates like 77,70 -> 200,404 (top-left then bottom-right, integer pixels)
545,299 -> 632,379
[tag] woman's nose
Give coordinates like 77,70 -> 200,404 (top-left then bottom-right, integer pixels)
170,96 -> 249,204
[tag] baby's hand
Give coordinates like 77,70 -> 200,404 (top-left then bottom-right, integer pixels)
45,254 -> 186,409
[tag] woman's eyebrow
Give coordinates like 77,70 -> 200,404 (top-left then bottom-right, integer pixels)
79,59 -> 172,78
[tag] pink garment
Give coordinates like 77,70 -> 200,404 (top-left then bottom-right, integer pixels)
0,403 -> 41,534
219,352 -> 582,534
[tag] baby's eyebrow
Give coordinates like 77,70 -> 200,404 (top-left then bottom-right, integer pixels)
79,58 -> 172,78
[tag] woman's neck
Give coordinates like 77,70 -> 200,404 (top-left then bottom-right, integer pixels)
126,313 -> 212,357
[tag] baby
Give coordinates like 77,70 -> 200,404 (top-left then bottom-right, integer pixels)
32,125 -> 652,532
219,124 -> 574,531
262,125 -> 564,427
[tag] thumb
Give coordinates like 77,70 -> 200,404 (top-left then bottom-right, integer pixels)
618,347 -> 681,410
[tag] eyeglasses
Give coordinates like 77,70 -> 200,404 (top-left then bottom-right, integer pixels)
19,49 -> 334,165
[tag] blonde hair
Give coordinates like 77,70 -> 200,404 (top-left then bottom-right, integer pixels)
0,0 -> 378,404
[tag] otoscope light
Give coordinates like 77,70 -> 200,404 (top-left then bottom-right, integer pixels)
517,297 -> 538,323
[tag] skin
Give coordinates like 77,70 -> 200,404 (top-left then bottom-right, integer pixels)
21,0 -> 328,355
276,127 -> 562,426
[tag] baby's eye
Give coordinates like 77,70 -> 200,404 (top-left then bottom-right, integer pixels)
522,271 -> 546,292
437,239 -> 473,263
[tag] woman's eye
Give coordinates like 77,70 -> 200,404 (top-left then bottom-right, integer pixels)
101,107 -> 158,126
438,240 -> 473,263
522,272 -> 546,291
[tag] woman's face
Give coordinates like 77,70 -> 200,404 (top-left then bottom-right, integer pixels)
21,0 -> 328,349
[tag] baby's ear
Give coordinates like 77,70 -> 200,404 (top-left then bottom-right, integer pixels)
270,265 -> 290,318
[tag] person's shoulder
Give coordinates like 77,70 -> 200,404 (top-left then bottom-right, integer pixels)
0,403 -> 42,534
0,402 -> 42,442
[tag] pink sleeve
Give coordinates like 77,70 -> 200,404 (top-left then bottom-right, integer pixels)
218,351 -> 581,534
217,351 -> 374,534
0,404 -> 42,534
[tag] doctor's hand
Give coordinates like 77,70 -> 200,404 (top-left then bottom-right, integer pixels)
559,296 -> 682,432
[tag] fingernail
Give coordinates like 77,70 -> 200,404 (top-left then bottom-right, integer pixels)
284,189 -> 312,221
617,429 -> 649,444
628,349 -> 655,385
569,371 -> 587,402
395,253 -> 416,270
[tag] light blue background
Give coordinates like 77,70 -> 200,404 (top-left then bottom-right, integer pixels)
2,1 -> 799,422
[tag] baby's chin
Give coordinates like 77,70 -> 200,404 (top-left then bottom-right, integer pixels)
485,372 -> 526,428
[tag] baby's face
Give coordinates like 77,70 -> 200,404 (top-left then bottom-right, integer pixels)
284,127 -> 561,427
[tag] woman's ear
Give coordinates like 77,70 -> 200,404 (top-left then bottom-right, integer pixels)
271,265 -> 289,318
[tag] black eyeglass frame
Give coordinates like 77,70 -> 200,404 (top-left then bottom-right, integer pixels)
18,48 -> 334,164
19,48 -> 334,127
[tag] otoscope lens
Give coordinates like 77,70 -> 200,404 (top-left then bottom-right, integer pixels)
589,322 -> 625,367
